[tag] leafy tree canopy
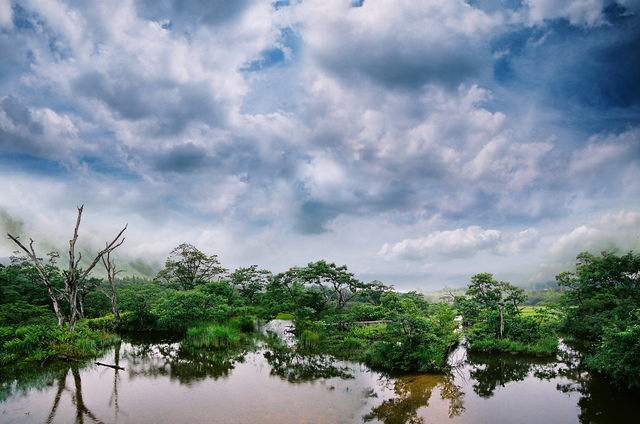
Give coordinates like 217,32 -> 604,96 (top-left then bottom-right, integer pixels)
155,243 -> 227,291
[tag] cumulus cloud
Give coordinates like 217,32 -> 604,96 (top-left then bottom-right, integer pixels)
568,128 -> 640,177
0,0 -> 639,288
380,226 -> 502,261
0,95 -> 87,163
494,228 -> 541,254
295,0 -> 501,89
0,0 -> 11,28
550,210 -> 640,259
524,0 -> 609,26
462,132 -> 553,194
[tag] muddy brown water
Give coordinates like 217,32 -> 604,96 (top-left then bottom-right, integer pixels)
1,321 -> 638,423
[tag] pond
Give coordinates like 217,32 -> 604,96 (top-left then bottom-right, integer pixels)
2,321 -> 639,424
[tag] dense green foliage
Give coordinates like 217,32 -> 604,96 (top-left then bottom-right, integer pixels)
1,247 -> 460,373
154,243 -> 226,291
455,273 -> 558,356
4,237 -> 640,388
556,250 -> 640,389
290,292 -> 460,372
0,321 -> 117,365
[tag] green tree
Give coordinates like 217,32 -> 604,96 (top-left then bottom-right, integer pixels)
229,265 -> 271,304
355,280 -> 394,306
265,269 -> 306,312
466,273 -> 527,339
299,260 -> 370,311
557,250 -> 640,388
557,251 -> 640,306
155,243 -> 227,291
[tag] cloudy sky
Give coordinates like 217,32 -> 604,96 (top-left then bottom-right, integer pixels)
1,0 -> 639,290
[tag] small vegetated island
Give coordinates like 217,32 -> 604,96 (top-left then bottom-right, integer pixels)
1,207 -> 639,390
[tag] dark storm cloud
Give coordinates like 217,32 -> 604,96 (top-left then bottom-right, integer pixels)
73,71 -> 151,120
296,1 -> 502,91
297,201 -> 339,234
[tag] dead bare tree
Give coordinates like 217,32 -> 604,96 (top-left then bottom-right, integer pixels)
100,250 -> 123,327
6,236 -> 67,327
8,205 -> 127,332
65,206 -> 127,332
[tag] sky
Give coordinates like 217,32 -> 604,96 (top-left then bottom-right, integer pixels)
1,0 -> 639,291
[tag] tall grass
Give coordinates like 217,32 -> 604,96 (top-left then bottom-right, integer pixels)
184,324 -> 242,349
1,323 -> 118,365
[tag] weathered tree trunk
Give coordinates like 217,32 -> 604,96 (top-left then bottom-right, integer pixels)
66,205 -> 127,332
68,286 -> 79,332
78,295 -> 85,320
9,205 -> 127,332
7,235 -> 67,327
111,296 -> 122,327
101,251 -> 123,327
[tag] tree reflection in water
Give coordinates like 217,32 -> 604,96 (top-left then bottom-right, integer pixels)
4,334 -> 640,423
465,351 -> 551,398
123,336 -> 256,384
107,339 -> 122,423
554,340 -> 640,424
462,340 -> 640,424
261,332 -> 354,382
45,365 -> 104,424
363,373 -> 464,424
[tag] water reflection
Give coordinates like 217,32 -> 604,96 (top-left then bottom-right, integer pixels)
465,351 -> 557,398
122,335 -> 253,384
106,339 -> 122,423
554,341 -> 640,424
2,333 -> 640,423
363,374 -> 464,424
262,334 -> 354,383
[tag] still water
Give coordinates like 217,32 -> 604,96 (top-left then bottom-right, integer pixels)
2,321 -> 639,424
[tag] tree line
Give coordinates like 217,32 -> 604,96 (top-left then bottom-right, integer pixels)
2,207 -> 639,387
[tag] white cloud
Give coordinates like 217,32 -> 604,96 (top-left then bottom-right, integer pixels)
380,226 -> 502,261
295,0 -> 501,88
568,128 -> 640,176
0,96 -> 88,163
462,132 -> 553,194
1,0 -> 639,290
494,228 -> 541,254
0,0 -> 12,28
550,210 -> 640,259
525,0 -> 608,26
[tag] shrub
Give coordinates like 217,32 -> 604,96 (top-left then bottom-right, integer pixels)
86,314 -> 117,331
